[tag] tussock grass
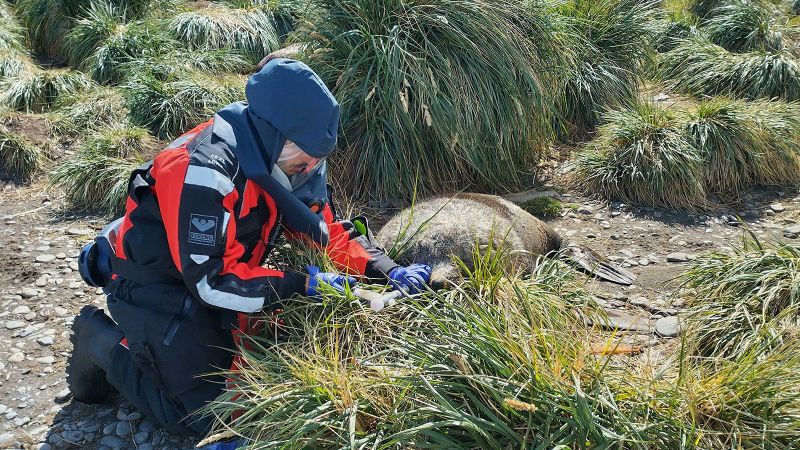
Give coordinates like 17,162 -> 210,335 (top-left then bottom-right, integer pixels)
682,98 -> 762,194
703,0 -> 783,52
1,68 -> 94,113
0,122 -> 41,181
0,48 -> 34,78
661,37 -> 800,101
123,71 -> 243,139
680,233 -> 800,359
52,86 -> 128,135
0,8 -> 26,51
298,0 -> 559,200
50,124 -> 154,212
556,0 -> 658,135
573,102 -> 706,209
748,100 -> 800,185
169,4 -> 280,63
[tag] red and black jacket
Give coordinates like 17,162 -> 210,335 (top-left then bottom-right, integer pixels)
114,119 -> 398,313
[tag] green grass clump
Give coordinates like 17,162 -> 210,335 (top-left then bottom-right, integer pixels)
297,0 -> 559,200
703,0 -> 783,52
680,233 -> 800,359
682,98 -> 762,194
573,102 -> 706,209
50,124 -> 154,212
0,48 -> 34,78
556,0 -> 658,135
53,87 -> 128,135
169,3 -> 280,63
521,196 -> 563,218
1,68 -> 94,113
0,8 -> 27,52
123,71 -> 244,139
0,123 -> 41,181
661,37 -> 800,101
747,100 -> 800,185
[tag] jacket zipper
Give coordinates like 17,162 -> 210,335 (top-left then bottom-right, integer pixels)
163,295 -> 193,346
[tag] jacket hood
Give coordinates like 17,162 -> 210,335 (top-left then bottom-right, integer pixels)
212,59 -> 339,246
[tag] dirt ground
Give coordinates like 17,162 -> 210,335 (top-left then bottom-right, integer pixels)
1,160 -> 799,448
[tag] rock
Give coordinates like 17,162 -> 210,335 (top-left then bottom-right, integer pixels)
102,423 -> 116,436
14,416 -> 30,426
115,420 -> 131,436
592,310 -> 653,333
770,204 -> 786,213
37,443 -> 53,450
37,336 -> 54,346
60,430 -> 85,444
54,388 -> 72,403
99,435 -> 125,448
783,225 -> 800,238
125,411 -> 143,421
655,316 -> 681,337
666,252 -> 689,263
66,228 -> 93,236
9,351 -> 25,362
578,206 -> 593,215
80,420 -> 99,433
133,431 -> 149,444
36,355 -> 55,364
21,288 -> 38,298
12,305 -> 31,315
5,320 -> 25,329
0,405 -> 6,414
638,258 -> 650,266
36,254 -> 56,263
0,433 -> 15,447
138,444 -> 154,450
55,252 -> 67,259
138,420 -> 155,433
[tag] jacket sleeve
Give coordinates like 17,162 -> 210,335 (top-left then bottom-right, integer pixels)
285,203 -> 400,279
152,152 -> 307,313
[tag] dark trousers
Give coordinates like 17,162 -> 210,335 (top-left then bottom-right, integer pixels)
104,278 -> 238,436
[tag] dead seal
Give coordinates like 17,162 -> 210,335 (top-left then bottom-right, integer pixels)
375,193 -> 635,287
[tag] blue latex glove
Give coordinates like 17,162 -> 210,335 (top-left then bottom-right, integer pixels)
306,265 -> 357,296
388,263 -> 431,294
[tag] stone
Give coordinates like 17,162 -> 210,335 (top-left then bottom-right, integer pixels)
0,433 -> 15,447
55,252 -> 67,259
80,420 -> 99,433
102,423 -> 116,436
666,252 -> 689,263
577,206 -> 593,215
36,356 -> 55,364
5,320 -> 25,330
592,310 -> 652,333
783,225 -> 800,238
115,420 -> 131,436
638,258 -> 650,266
99,435 -> 125,448
14,416 -> 30,426
37,336 -> 54,346
55,389 -> 72,403
138,444 -> 154,450
60,430 -> 85,444
36,254 -> 56,263
133,431 -> 149,444
9,351 -> 25,362
21,288 -> 38,298
770,204 -> 786,213
655,316 -> 681,337
125,411 -> 143,421
0,405 -> 6,414
66,228 -> 93,236
37,443 -> 53,450
12,306 -> 31,315
138,420 -> 155,433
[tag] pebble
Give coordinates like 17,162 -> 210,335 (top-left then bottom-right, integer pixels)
9,351 -> 25,362
5,320 -> 25,329
783,225 -> 800,238
67,227 -> 93,236
638,258 -> 650,266
655,316 -> 681,337
578,206 -> 593,215
36,254 -> 56,263
37,443 -> 53,450
133,431 -> 150,444
12,305 -> 31,314
102,422 -> 116,435
60,430 -> 84,443
138,444 -> 154,450
0,433 -> 15,447
770,204 -> 786,213
115,420 -> 132,436
54,389 -> 72,403
100,435 -> 126,448
21,287 -> 38,298
0,405 -> 6,414
666,252 -> 689,263
138,419 -> 155,433
37,335 -> 54,346
14,416 -> 30,426
36,355 -> 55,364
125,411 -> 143,421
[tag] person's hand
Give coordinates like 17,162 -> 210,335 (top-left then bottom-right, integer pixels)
388,263 -> 431,294
305,265 -> 357,296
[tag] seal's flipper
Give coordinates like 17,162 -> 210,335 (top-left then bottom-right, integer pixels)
561,244 -> 636,285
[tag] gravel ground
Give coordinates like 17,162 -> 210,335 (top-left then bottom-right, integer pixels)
1,176 -> 799,449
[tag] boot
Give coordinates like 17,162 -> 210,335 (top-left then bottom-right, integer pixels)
66,305 -> 124,403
